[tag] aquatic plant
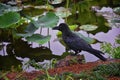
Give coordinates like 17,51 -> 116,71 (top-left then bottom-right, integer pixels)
93,63 -> 120,76
101,35 -> 120,58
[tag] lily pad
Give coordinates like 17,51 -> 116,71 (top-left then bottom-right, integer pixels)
0,12 -> 20,28
55,7 -> 72,18
0,3 -> 21,15
35,12 -> 59,28
111,18 -> 120,23
48,0 -> 63,4
0,3 -> 10,15
26,34 -> 51,44
113,7 -> 120,15
17,23 -> 38,37
80,24 -> 98,31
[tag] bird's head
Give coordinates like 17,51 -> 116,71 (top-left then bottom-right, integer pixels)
52,23 -> 70,32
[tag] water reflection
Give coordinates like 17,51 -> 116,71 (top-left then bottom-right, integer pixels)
0,55 -> 22,70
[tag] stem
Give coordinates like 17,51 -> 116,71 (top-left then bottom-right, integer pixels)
47,28 -> 50,48
40,27 -> 42,34
65,0 -> 69,23
46,0 -> 49,11
39,27 -> 43,47
2,42 -> 5,55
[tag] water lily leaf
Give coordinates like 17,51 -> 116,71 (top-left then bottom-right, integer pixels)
0,3 -> 21,15
17,23 -> 38,37
69,25 -> 78,30
48,0 -> 63,4
26,34 -> 51,44
113,7 -> 120,15
80,24 -> 98,31
34,5 -> 54,10
0,3 -> 10,15
0,12 -> 20,28
111,18 -> 120,23
55,7 -> 72,18
35,12 -> 59,28
5,6 -> 22,12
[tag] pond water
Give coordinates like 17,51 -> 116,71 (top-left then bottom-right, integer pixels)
0,24 -> 120,71
0,0 -> 120,71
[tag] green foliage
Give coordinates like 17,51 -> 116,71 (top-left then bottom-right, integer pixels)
0,3 -> 21,13
35,12 -> 59,28
26,34 -> 51,44
37,71 -> 106,80
17,12 -> 59,44
0,71 -> 9,80
111,18 -> 120,24
24,59 -> 58,70
101,35 -> 120,58
24,59 -> 43,70
55,7 -> 72,18
36,63 -> 120,80
17,23 -> 38,37
80,24 -> 98,31
93,63 -> 120,76
113,7 -> 120,15
0,12 -> 20,28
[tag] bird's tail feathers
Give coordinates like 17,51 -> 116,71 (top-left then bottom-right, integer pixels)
87,49 -> 107,61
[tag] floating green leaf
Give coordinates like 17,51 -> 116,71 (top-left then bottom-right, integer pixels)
0,3 -> 21,15
26,34 -> 51,44
35,12 -> 59,28
0,12 -> 20,28
55,7 -> 72,18
49,0 -> 63,4
17,23 -> 38,37
0,3 -> 10,15
111,18 -> 120,23
113,7 -> 120,15
80,24 -> 98,31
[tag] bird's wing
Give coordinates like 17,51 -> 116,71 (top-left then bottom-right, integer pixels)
63,33 -> 91,51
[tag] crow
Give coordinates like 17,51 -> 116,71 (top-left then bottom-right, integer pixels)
53,23 -> 107,61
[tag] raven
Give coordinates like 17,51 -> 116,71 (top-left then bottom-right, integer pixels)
53,23 -> 107,61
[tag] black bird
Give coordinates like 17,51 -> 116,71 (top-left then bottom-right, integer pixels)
53,23 -> 107,61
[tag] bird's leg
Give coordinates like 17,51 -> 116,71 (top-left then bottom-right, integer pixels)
69,50 -> 77,56
74,50 -> 81,55
66,47 -> 71,52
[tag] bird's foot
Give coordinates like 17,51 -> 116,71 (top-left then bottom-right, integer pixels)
70,53 -> 78,56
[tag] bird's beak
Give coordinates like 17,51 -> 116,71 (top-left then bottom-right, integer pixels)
52,26 -> 59,30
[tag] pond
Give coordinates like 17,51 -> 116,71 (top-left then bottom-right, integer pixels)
0,0 -> 120,71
